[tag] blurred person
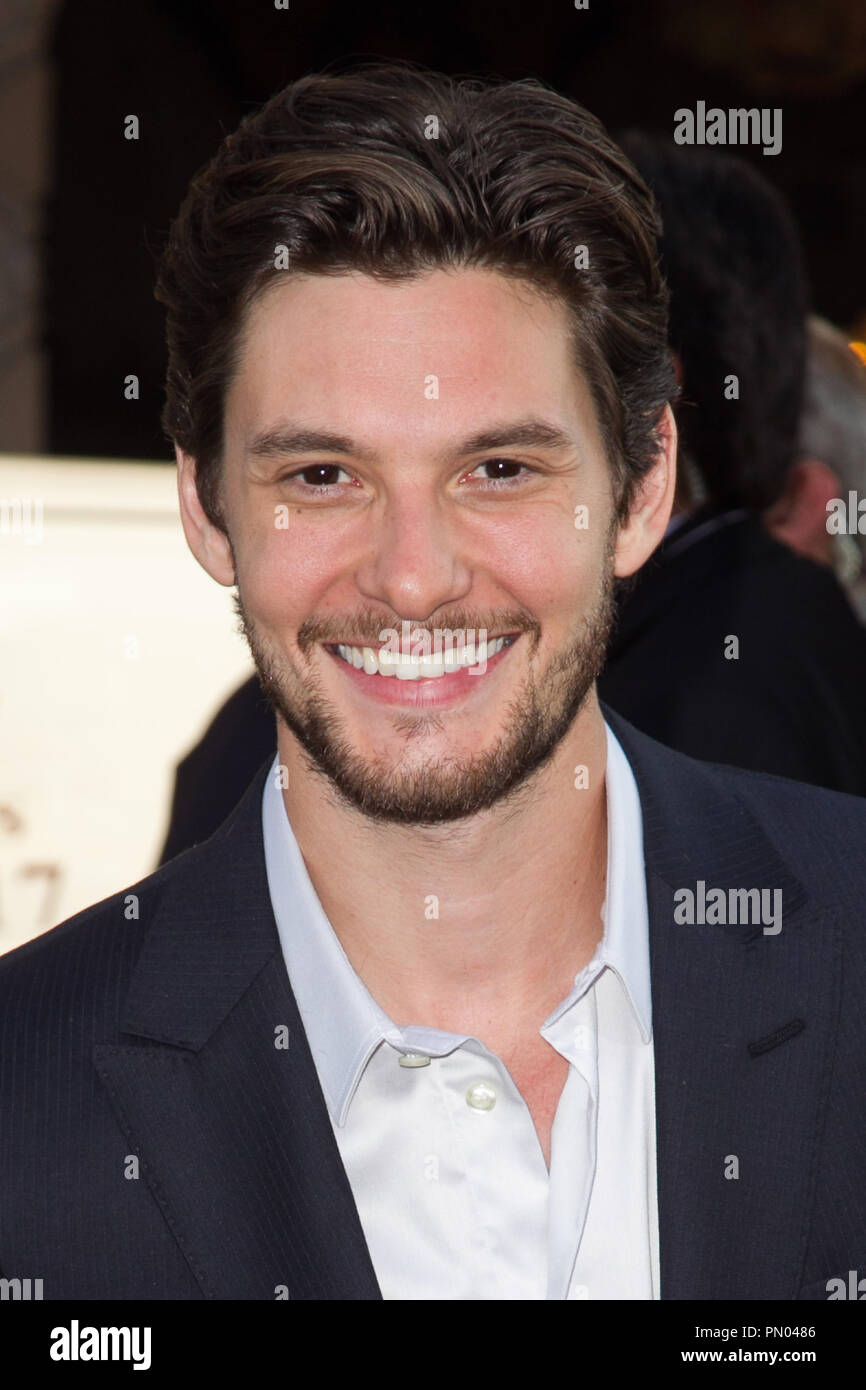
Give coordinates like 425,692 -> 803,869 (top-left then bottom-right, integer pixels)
159,673 -> 278,860
765,315 -> 866,621
597,137 -> 866,795
1,65 -> 865,1302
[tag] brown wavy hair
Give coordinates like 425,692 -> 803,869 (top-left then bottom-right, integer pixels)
155,61 -> 675,530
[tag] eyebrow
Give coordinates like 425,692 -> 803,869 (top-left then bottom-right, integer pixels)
246,426 -> 368,460
245,416 -> 576,462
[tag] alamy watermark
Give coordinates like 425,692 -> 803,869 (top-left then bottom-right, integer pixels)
674,102 -> 782,157
826,490 -> 866,535
674,881 -> 782,935
826,1270 -> 866,1299
50,1320 -> 151,1371
0,1276 -> 43,1299
0,496 -> 43,544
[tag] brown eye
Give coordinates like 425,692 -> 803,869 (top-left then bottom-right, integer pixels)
298,464 -> 346,487
467,457 -> 532,486
481,458 -> 523,480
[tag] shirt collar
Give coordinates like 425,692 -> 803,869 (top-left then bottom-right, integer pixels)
263,719 -> 651,1126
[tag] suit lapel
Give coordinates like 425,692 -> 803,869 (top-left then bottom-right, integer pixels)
607,708 -> 840,1299
94,764 -> 382,1300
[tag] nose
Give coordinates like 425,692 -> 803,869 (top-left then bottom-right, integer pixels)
354,484 -> 473,622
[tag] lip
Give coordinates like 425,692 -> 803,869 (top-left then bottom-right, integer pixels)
323,635 -> 520,707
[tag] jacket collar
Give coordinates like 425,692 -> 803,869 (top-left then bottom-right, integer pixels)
604,705 -> 808,928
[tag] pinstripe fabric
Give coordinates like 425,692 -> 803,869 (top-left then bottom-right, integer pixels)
0,782 -> 380,1301
0,707 -> 864,1300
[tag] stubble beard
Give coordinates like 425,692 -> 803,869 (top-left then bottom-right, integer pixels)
234,551 -> 616,826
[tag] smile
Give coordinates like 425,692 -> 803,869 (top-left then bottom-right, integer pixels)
331,634 -> 516,680
323,633 -> 520,706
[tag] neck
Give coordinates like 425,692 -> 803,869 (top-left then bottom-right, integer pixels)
277,694 -> 609,1043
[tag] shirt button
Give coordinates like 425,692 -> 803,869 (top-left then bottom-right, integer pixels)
466,1080 -> 497,1111
398,1052 -> 431,1068
570,1284 -> 589,1300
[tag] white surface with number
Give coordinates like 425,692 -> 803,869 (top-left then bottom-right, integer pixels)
0,456 -> 253,954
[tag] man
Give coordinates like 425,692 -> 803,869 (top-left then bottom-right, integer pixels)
1,64 -> 863,1301
598,137 -> 866,795
766,315 -> 866,622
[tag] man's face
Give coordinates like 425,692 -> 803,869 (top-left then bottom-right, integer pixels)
214,267 -> 627,824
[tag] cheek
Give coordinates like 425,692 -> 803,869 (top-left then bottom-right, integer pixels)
486,511 -> 608,618
236,511 -> 355,627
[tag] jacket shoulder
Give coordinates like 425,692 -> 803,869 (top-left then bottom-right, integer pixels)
0,758 -> 271,995
707,754 -> 866,836
607,707 -> 866,890
708,758 -> 866,898
0,841 -> 207,1003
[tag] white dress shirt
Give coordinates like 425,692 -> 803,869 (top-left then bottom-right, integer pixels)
262,721 -> 659,1300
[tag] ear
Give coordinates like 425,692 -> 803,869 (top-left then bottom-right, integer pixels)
614,404 -> 678,578
764,458 -> 840,567
175,445 -> 236,586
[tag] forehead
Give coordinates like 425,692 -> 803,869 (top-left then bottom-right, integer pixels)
225,266 -> 600,451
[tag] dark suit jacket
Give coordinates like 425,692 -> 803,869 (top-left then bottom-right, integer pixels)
599,509 -> 866,796
1,709 -> 864,1300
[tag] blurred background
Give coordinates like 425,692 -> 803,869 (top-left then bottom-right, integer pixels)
2,0 -> 866,950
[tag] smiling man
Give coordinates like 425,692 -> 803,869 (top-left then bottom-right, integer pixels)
205,267 -> 634,834
1,64 -> 865,1303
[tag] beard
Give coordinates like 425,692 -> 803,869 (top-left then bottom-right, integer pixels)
234,545 -> 616,827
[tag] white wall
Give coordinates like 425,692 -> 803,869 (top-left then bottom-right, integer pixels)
0,456 -> 255,954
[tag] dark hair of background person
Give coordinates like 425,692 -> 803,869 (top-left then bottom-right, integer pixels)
619,133 -> 810,513
154,62 -> 677,532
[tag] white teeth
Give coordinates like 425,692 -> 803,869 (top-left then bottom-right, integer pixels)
335,636 -> 509,679
417,649 -> 452,677
376,646 -> 398,677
